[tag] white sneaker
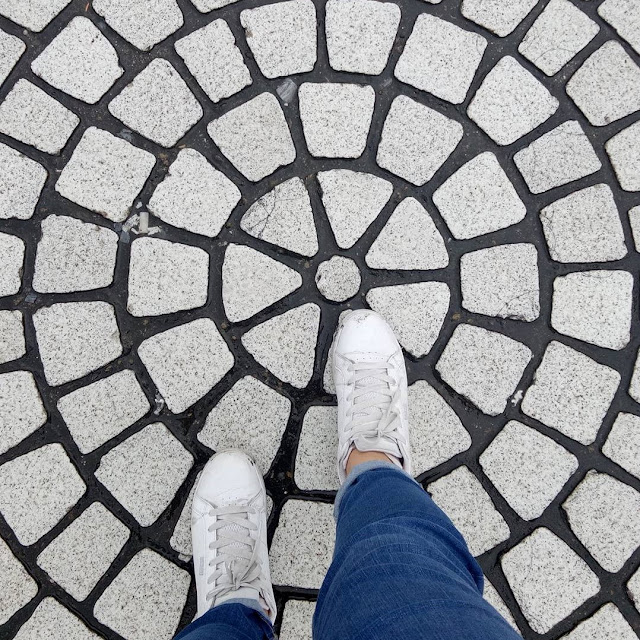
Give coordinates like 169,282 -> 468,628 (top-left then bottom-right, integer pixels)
191,450 -> 276,622
333,310 -> 411,484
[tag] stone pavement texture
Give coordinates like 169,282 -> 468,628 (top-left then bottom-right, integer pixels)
0,0 -> 639,638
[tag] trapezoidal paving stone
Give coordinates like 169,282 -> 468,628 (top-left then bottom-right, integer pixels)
14,598 -> 101,639
0,29 -> 25,87
0,537 -> 38,625
0,142 -> 47,220
280,600 -> 315,640
560,603 -> 637,640
0,311 -> 25,364
606,120 -> 640,192
461,0 -> 537,37
0,0 -> 71,32
0,232 -> 24,297
603,412 -> 640,480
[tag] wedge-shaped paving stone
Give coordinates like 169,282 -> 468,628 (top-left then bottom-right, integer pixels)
318,170 -> 393,248
270,500 -> 334,588
366,197 -> 448,270
37,502 -> 129,601
395,14 -> 487,104
599,0 -> 640,55
222,243 -> 302,322
315,257 -> 360,302
33,215 -> 118,293
176,20 -> 251,104
241,177 -> 318,256
0,79 -> 79,154
603,413 -> 640,480
514,121 -> 602,194
57,370 -> 150,453
93,0 -> 184,52
94,548 -> 190,640
128,238 -> 209,317
209,93 -> 295,182
567,41 -> 640,126
551,270 -> 633,351
629,569 -> 640,614
461,0 -> 537,37
606,121 -> 640,192
540,184 -> 627,263
15,598 -> 100,639
296,406 -> 339,490
480,421 -> 578,520
33,302 -> 122,387
468,57 -> 558,146
280,600 -> 315,640
564,471 -> 640,572
428,466 -> 510,556
0,443 -> 85,545
0,370 -> 46,456
629,206 -> 640,251
0,232 -> 24,297
367,282 -> 450,358
561,603 -> 636,640
433,152 -> 526,240
56,127 -> 155,223
109,59 -> 202,148
191,0 -> 239,10
522,341 -> 620,444
199,376 -> 291,474
96,423 -> 193,526
138,318 -> 234,414
31,17 -> 124,104
0,311 -> 25,364
483,579 -> 519,632
0,0 -> 71,32
299,83 -> 375,158
518,0 -> 599,77
630,350 -> 640,404
325,0 -> 400,75
0,142 -> 47,220
0,28 -> 25,87
502,528 -> 600,634
436,325 -> 532,416
0,537 -> 38,625
241,0 -> 316,79
377,95 -> 463,185
461,244 -> 539,321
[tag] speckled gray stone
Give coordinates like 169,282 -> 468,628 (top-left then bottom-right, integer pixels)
483,579 -> 519,632
0,0 -> 71,32
269,499 -> 334,588
566,40 -> 640,126
0,28 -> 25,87
0,443 -> 86,545
367,282 -> 450,358
606,120 -> 640,192
56,127 -> 156,223
436,324 -> 532,416
315,256 -> 360,302
433,152 -> 526,240
377,95 -> 463,185
468,56 -> 558,146
395,14 -> 487,104
480,421 -> 578,520
603,413 -> 640,480
0,232 -> 24,297
560,603 -> 636,640
241,0 -> 316,79
629,206 -> 640,250
502,528 -> 599,634
222,243 -> 302,322
428,466 -> 510,556
0,142 -> 47,220
0,79 -> 79,154
628,569 -> 640,614
322,310 -> 350,394
366,197 -> 448,270
208,93 -> 295,182
522,341 -> 620,444
540,184 -> 627,263
280,600 -> 315,640
0,311 -> 25,364
0,536 -> 38,625
33,215 -> 118,293
514,120 -> 602,194
599,0 -> 640,55
299,83 -> 375,158
629,350 -> 640,404
94,548 -> 190,640
15,598 -> 100,639
518,0 -> 599,76
461,0 -> 537,37
551,270 -> 633,350
190,0 -> 240,12
31,17 -> 124,104
325,0 -> 400,75
295,406 -> 339,490
138,318 -> 234,414
57,369 -> 150,453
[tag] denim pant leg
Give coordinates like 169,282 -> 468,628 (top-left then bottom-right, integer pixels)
313,463 -> 522,640
174,602 -> 273,640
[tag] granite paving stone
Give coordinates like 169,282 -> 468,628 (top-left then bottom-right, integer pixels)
0,0 -> 71,32
461,0 -> 537,37
629,350 -> 640,405
629,206 -> 640,251
560,603 -> 636,640
190,0 -> 240,11
606,120 -> 640,192
0,142 -> 47,220
599,0 -> 640,55
0,232 -> 25,297
0,311 -> 25,364
315,256 -> 360,302
295,406 -> 339,490
602,412 -> 640,480
0,537 -> 38,625
14,598 -> 101,639
280,600 -> 315,640
0,29 -> 25,88
629,569 -> 640,614
483,579 -> 519,631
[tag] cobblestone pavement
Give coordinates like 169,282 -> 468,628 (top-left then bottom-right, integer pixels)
1,0 -> 640,638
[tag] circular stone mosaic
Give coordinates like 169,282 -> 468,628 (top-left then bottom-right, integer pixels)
1,0 -> 640,638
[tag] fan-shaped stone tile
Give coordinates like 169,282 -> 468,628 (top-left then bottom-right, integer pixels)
318,170 -> 393,249
240,0 -> 316,79
325,0 -> 400,75
395,14 -> 487,104
461,0 -> 537,37
31,16 -> 124,104
480,421 -> 578,520
295,406 -> 339,491
377,95 -> 463,185
315,256 -> 360,302
561,603 -> 636,640
0,232 -> 24,297
15,598 -> 100,639
551,270 -> 633,351
436,325 -> 532,416
0,311 -> 25,364
432,152 -> 526,240
280,600 -> 315,640
603,413 -> 640,480
241,177 -> 318,256
502,528 -> 600,634
138,318 -> 234,414
242,303 -> 320,389
0,142 -> 47,220
522,341 -> 620,444
483,579 -> 519,631
0,0 -> 71,32
468,56 -> 558,146
606,120 -> 640,192
0,29 -> 25,87
0,536 -> 38,625
367,282 -> 450,358
599,0 -> 640,55
366,197 -> 448,270
222,243 -> 302,322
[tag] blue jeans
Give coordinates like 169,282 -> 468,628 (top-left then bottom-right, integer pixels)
175,463 -> 521,640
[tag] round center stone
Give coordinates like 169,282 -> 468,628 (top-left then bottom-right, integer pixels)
315,256 -> 361,302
